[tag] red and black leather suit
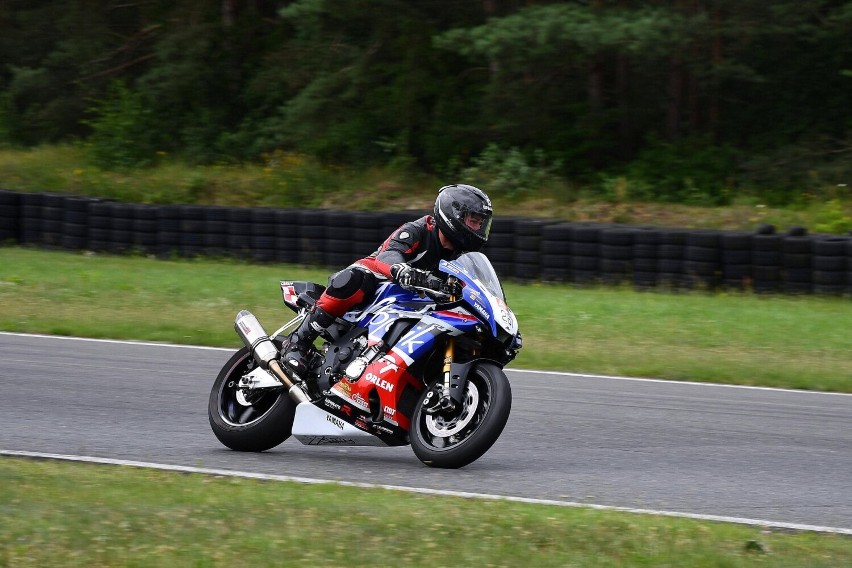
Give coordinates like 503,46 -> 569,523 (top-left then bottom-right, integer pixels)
315,214 -> 460,318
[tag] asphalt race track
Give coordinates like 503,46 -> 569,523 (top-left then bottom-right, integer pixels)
1,332 -> 850,533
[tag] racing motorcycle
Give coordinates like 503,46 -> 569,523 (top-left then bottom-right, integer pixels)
208,252 -> 522,468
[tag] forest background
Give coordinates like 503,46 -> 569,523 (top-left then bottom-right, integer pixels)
1,0 -> 851,232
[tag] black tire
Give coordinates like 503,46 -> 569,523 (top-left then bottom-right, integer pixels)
410,362 -> 512,469
208,347 -> 297,452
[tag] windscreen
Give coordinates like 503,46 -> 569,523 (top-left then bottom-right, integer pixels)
455,252 -> 505,301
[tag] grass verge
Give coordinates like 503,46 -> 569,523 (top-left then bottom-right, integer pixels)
0,247 -> 850,392
1,144 -> 851,232
1,457 -> 850,567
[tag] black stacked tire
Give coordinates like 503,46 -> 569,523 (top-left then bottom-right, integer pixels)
351,211 -> 384,260
381,211 -> 417,238
847,238 -> 852,296
752,225 -> 783,294
781,227 -> 812,294
324,209 -> 355,268
657,228 -> 689,290
298,209 -> 327,266
226,207 -> 252,259
202,206 -> 230,258
62,196 -> 98,251
251,208 -> 279,263
600,227 -> 634,286
720,231 -> 752,291
0,190 -> 22,244
156,205 -> 183,259
40,193 -> 67,248
483,216 -> 519,279
107,202 -> 136,254
514,219 -> 553,281
540,222 -> 573,282
20,192 -> 46,247
570,223 -> 607,285
275,208 -> 301,264
811,235 -> 850,296
685,230 -> 721,291
87,200 -> 115,253
632,227 -> 661,290
174,205 -> 204,258
129,204 -> 159,255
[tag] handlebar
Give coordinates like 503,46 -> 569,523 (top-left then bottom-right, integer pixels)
410,274 -> 459,303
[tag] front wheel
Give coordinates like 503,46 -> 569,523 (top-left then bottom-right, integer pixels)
410,362 -> 512,469
208,346 -> 297,452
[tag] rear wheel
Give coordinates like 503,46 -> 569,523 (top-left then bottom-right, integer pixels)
410,362 -> 512,469
208,347 -> 296,452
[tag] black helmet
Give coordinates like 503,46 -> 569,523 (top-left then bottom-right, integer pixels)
434,184 -> 493,252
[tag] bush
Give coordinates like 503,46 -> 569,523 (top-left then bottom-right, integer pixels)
459,144 -> 562,199
620,137 -> 737,206
82,81 -> 161,169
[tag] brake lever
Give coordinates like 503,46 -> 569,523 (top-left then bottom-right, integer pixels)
411,285 -> 452,302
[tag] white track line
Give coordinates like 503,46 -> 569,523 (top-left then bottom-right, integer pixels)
2,450 -> 850,536
2,331 -> 849,396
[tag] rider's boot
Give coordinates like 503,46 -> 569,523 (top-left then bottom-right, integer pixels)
281,305 -> 335,377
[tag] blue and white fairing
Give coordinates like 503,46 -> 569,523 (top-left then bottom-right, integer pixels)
439,252 -> 519,341
345,252 -> 519,345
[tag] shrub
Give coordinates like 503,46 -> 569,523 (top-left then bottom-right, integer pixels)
620,137 -> 737,206
459,144 -> 562,199
82,81 -> 161,169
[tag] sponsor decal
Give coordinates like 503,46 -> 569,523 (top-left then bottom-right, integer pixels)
398,322 -> 441,356
373,425 -> 395,436
472,301 -> 490,320
326,415 -> 345,430
333,381 -> 352,397
351,393 -> 369,409
331,382 -> 369,411
303,436 -> 357,446
324,399 -> 341,411
383,405 -> 398,426
279,282 -> 299,306
364,372 -> 394,392
354,418 -> 369,430
376,354 -> 400,375
340,405 -> 352,416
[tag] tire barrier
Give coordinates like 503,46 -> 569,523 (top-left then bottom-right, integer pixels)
483,216 -> 521,279
1,190 -> 850,297
0,190 -> 21,244
720,231 -> 753,292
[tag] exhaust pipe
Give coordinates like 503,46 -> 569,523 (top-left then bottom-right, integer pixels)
234,310 -> 311,404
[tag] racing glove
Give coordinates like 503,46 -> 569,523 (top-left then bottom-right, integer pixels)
390,263 -> 430,289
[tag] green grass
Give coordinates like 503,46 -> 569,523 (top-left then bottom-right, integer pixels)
1,247 -> 850,392
1,457 -> 850,567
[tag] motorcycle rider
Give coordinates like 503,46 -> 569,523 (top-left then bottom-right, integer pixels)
281,184 -> 493,377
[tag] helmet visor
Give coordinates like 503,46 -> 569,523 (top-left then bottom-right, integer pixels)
456,205 -> 492,243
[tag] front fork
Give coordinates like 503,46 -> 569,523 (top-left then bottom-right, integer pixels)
423,277 -> 468,414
